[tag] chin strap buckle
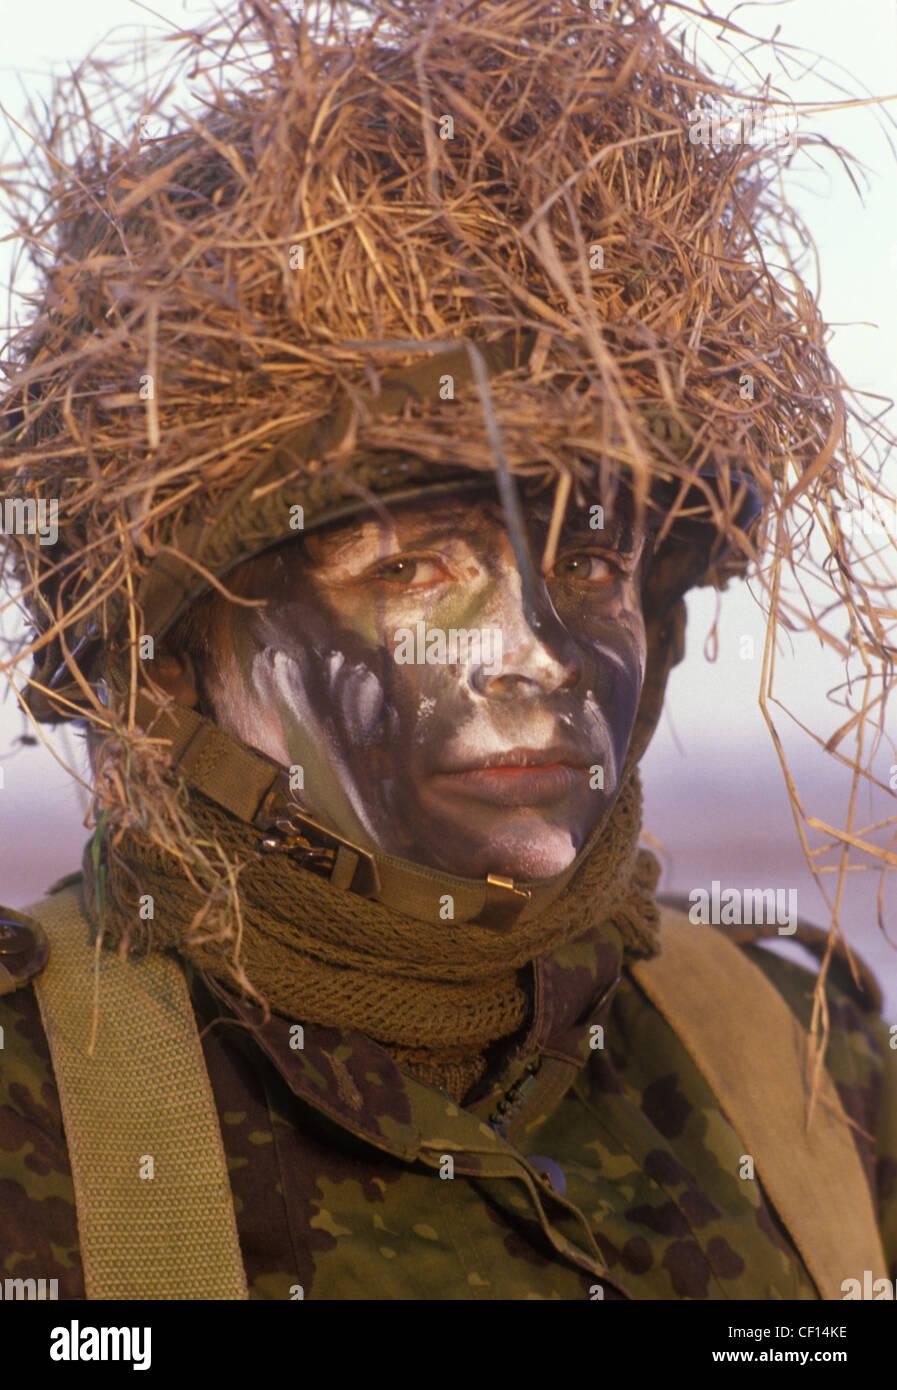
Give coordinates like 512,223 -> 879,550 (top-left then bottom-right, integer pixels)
253,773 -> 381,899
471,874 -> 532,930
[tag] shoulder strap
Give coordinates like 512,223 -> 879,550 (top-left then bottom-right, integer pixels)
30,883 -> 248,1300
631,906 -> 888,1301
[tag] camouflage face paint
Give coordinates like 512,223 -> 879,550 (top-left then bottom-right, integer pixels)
200,487 -> 648,880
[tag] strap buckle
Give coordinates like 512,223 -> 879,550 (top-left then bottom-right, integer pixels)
472,874 -> 532,930
253,772 -> 380,899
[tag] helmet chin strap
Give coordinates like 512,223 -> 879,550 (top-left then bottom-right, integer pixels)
124,592 -> 686,932
129,689 -> 581,931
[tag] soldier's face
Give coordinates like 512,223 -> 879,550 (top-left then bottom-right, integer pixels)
199,488 -> 648,880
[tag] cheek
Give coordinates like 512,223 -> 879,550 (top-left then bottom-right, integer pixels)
600,625 -> 647,722
324,650 -> 390,743
301,582 -> 487,742
610,611 -> 647,687
236,596 -> 458,762
563,589 -> 646,685
202,645 -> 295,766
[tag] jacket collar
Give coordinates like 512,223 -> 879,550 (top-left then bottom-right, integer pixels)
187,916 -> 624,1162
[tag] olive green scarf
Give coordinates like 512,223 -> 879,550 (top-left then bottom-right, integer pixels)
81,768 -> 659,1102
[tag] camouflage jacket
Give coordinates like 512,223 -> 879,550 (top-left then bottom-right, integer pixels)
2,873 -> 896,1300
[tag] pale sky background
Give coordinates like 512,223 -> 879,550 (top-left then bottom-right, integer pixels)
1,0 -> 895,1013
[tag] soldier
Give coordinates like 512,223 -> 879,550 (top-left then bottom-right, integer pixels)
1,0 -> 895,1302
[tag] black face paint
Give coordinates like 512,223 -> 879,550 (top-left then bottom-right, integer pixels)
201,486 -> 648,880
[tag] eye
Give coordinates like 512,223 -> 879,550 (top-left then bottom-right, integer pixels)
549,551 -> 621,584
365,555 -> 451,587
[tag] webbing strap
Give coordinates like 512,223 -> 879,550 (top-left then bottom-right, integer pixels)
632,907 -> 888,1301
32,884 -> 248,1300
135,689 -> 278,824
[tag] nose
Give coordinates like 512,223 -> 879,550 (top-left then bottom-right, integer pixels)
469,577 -> 583,698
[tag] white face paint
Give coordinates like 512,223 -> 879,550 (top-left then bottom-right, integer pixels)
198,487 -> 649,880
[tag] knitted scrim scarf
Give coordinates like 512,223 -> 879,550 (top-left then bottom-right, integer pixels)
82,767 -> 660,1102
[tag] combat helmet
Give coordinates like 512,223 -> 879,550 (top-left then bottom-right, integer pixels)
2,1 -> 894,944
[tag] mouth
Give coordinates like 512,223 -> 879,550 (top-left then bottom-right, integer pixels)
430,747 -> 590,807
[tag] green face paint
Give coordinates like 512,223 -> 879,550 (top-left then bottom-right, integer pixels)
199,486 -> 648,880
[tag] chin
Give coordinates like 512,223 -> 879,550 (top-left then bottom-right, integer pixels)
459,826 -> 580,882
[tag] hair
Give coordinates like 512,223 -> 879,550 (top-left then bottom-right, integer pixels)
160,549 -> 271,716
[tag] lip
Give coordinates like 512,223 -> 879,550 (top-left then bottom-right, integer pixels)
438,746 -> 587,773
430,748 -> 589,806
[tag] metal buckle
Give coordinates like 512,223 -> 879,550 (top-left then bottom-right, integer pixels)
253,771 -> 380,898
470,874 -> 532,930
